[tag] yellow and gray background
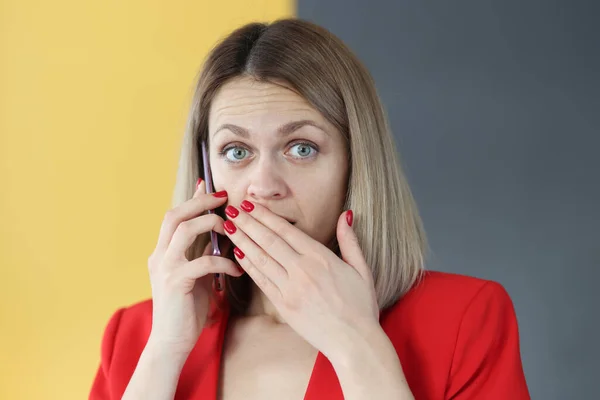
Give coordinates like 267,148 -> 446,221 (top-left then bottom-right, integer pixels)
1,1 -> 598,399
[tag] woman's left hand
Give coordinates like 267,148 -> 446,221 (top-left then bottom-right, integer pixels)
222,200 -> 380,361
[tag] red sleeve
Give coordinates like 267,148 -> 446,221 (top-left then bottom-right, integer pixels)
445,282 -> 530,399
89,308 -> 126,400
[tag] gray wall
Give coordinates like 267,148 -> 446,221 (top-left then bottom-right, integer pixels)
298,1 -> 599,398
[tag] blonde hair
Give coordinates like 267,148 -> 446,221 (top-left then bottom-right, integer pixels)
172,18 -> 427,316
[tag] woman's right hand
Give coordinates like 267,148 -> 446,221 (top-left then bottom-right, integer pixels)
146,179 -> 242,356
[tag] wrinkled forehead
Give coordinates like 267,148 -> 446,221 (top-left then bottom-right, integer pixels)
208,77 -> 325,136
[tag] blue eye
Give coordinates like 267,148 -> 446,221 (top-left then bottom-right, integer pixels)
217,141 -> 319,164
222,147 -> 248,162
289,142 -> 317,158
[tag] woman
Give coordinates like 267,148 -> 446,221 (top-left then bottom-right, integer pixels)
90,18 -> 530,400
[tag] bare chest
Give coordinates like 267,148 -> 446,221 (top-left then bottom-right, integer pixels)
217,318 -> 319,400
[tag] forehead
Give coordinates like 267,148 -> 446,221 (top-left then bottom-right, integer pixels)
208,77 -> 324,131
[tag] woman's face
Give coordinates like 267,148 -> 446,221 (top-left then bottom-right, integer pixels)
208,76 -> 349,247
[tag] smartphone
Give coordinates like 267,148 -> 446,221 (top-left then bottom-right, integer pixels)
201,140 -> 224,291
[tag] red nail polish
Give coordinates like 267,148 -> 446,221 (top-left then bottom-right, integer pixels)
225,205 -> 239,218
346,210 -> 353,227
240,200 -> 254,212
233,247 -> 245,260
224,220 -> 237,234
196,178 -> 203,189
212,190 -> 228,198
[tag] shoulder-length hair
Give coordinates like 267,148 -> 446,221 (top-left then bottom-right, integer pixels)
171,18 -> 427,318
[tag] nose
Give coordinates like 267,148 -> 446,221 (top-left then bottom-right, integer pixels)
246,158 -> 289,200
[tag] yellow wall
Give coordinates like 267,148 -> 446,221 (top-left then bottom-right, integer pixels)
0,1 -> 293,398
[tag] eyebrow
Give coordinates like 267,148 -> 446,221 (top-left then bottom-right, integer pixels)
212,119 -> 330,139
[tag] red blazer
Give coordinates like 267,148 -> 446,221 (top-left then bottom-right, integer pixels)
89,271 -> 530,399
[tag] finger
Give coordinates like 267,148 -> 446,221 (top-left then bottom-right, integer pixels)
225,203 -> 301,270
155,186 -> 228,253
165,213 -> 227,261
175,255 -> 243,292
239,200 -> 316,253
224,219 -> 288,289
335,210 -> 372,282
193,178 -> 205,198
232,245 -> 283,304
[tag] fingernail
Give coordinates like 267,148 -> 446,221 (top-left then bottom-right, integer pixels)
346,210 -> 353,227
212,190 -> 228,198
224,220 -> 236,234
233,247 -> 245,260
225,205 -> 239,218
240,200 -> 254,212
196,178 -> 203,189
